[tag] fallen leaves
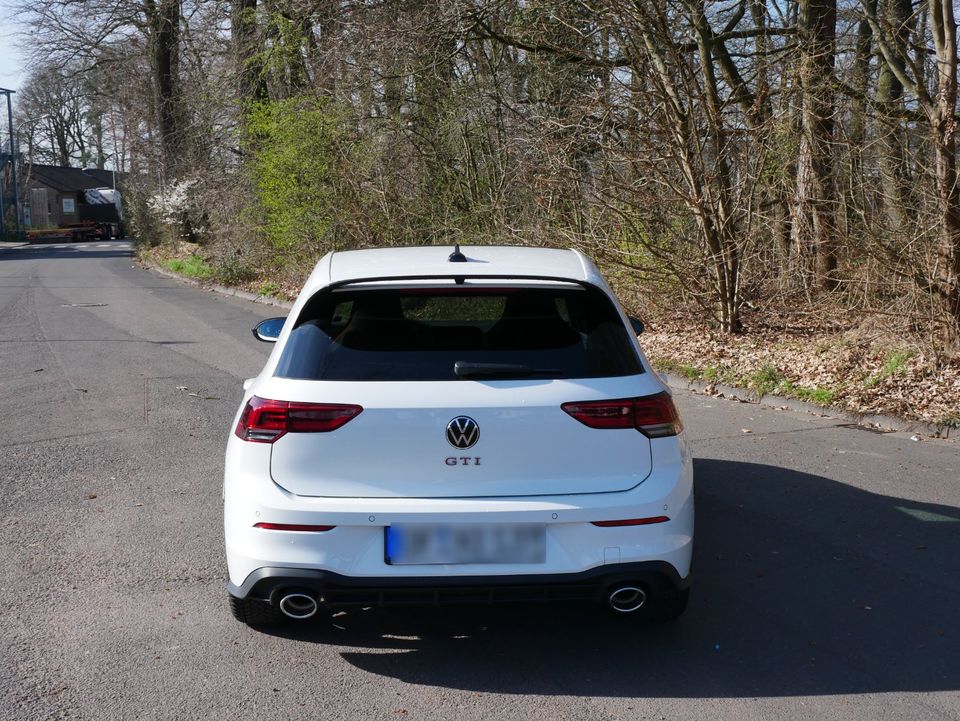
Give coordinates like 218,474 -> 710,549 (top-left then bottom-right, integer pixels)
643,323 -> 960,426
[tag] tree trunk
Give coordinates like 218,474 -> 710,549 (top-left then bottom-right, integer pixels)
231,0 -> 266,105
875,0 -> 913,229
847,0 -> 874,233
690,0 -> 743,332
792,0 -> 838,290
90,111 -> 106,169
146,0 -> 182,176
930,0 -> 960,336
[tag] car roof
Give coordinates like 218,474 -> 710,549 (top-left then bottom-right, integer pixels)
307,246 -> 600,292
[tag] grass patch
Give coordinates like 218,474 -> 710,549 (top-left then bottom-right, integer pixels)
778,380 -> 835,406
166,255 -> 214,280
791,387 -> 835,405
652,357 -> 702,381
749,363 -> 783,397
258,281 -> 280,297
865,349 -> 914,388
651,356 -> 842,409
937,412 -> 960,429
650,358 -> 733,385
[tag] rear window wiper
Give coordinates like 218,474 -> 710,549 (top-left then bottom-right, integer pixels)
454,361 -> 561,378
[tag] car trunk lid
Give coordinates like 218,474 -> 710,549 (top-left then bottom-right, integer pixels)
264,377 -> 659,498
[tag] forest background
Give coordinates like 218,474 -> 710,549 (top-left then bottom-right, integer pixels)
8,0 -> 960,427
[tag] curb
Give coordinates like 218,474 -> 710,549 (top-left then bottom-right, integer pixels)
660,372 -> 953,439
144,259 -> 953,440
146,262 -> 294,310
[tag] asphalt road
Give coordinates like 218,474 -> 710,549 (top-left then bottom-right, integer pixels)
1,241 -> 958,721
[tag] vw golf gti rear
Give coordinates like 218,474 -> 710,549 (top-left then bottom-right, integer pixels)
224,245 -> 693,625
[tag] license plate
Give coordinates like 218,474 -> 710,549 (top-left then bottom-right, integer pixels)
385,524 -> 546,565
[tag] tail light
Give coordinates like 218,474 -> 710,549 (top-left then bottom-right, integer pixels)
561,392 -> 683,437
254,522 -> 335,532
235,396 -> 363,443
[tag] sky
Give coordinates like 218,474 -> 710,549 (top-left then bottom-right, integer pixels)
0,0 -> 26,91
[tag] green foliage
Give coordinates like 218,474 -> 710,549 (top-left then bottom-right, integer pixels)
864,349 -> 915,388
654,354 -> 839,407
258,281 -> 280,297
938,412 -> 960,429
246,96 -> 341,262
749,363 -> 783,397
166,255 -> 214,279
882,349 -> 914,375
250,10 -> 311,95
651,358 -> 703,381
762,120 -> 801,188
795,387 -> 836,405
779,379 -> 835,406
650,358 -> 726,384
128,193 -> 165,248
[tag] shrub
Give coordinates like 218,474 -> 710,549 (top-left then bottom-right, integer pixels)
246,96 -> 342,263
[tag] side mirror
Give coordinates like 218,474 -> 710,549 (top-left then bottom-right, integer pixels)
628,316 -> 645,336
252,317 -> 286,343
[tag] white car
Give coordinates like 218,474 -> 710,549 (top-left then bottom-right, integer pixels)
224,245 -> 693,625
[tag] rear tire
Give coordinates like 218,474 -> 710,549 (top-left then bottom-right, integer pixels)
228,595 -> 287,627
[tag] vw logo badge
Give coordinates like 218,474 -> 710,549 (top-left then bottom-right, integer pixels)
446,416 -> 480,449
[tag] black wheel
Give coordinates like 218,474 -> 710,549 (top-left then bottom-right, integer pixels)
228,594 -> 287,627
641,588 -> 689,622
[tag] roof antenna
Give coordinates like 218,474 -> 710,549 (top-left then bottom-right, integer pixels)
448,244 -> 467,263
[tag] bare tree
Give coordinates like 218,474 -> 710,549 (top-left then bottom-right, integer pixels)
11,0 -> 960,342
865,0 -> 960,337
792,0 -> 838,290
16,0 -> 188,177
14,65 -> 114,168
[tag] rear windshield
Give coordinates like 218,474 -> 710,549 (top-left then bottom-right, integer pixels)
274,285 -> 642,381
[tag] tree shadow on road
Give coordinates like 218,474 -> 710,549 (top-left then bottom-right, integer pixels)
0,245 -> 132,262
266,458 -> 960,698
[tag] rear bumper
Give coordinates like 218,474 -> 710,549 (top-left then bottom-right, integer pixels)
224,436 -> 695,587
228,561 -> 690,606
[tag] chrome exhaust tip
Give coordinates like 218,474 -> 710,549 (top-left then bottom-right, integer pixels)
608,585 -> 647,613
278,592 -> 318,619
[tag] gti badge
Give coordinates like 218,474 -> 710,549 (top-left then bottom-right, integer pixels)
446,416 -> 479,449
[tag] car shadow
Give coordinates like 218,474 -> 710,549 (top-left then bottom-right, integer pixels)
260,458 -> 960,698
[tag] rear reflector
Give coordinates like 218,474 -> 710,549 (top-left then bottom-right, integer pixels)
254,522 -> 336,532
561,392 -> 683,437
591,516 -> 670,527
235,396 -> 363,443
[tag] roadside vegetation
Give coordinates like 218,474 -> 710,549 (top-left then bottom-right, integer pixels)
163,254 -> 214,281
9,0 -> 960,424
645,323 -> 960,427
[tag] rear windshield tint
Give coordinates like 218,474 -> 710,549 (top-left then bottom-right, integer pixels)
275,285 -> 642,381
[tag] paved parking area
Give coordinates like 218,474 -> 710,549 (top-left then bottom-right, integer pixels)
1,242 -> 957,720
